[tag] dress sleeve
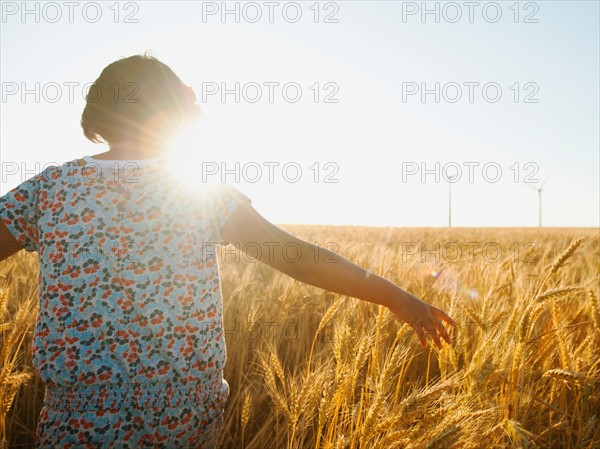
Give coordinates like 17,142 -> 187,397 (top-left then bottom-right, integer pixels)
209,182 -> 252,245
0,173 -> 42,253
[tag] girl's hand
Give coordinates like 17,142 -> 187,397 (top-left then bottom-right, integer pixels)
387,292 -> 457,350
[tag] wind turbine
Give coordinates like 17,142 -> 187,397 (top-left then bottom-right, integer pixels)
530,177 -> 549,227
448,174 -> 457,227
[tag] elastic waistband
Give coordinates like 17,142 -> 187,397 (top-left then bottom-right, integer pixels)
44,376 -> 226,412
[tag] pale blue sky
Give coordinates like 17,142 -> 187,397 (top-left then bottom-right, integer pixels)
1,1 -> 598,227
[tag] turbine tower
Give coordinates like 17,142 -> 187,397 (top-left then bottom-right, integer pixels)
448,175 -> 457,227
530,178 -> 549,227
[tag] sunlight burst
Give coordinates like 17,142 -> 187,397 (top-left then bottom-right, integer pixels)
165,123 -> 216,194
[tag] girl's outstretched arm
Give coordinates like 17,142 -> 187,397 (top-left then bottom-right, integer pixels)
220,202 -> 456,349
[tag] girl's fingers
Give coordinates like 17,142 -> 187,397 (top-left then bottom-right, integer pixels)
424,322 -> 442,350
409,310 -> 455,349
413,323 -> 426,348
432,307 -> 457,327
433,318 -> 452,345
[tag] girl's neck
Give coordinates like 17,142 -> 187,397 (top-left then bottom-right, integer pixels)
93,145 -> 168,161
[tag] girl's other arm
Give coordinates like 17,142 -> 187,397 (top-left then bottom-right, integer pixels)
0,221 -> 22,262
220,202 -> 456,349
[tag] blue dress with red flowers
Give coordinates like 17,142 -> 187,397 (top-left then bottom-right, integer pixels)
0,155 -> 250,448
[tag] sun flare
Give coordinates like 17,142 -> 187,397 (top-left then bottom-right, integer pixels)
164,123 -> 217,193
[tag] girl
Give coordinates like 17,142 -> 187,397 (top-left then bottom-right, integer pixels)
0,53 -> 456,449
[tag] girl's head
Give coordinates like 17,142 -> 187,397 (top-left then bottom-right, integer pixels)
81,52 -> 200,146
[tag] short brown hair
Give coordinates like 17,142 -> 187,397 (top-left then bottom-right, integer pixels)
81,52 -> 198,144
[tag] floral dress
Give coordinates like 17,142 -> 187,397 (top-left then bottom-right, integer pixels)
0,154 -> 251,448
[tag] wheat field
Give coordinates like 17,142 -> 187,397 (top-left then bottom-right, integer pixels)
1,226 -> 599,449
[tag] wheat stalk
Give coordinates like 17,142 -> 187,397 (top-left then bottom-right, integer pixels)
241,388 -> 252,431
543,368 -> 584,384
306,295 -> 346,378
269,349 -> 285,387
536,238 -> 583,298
549,238 -> 582,275
518,306 -> 532,342
0,372 -> 32,419
550,300 -> 571,369
588,289 -> 600,332
536,287 -> 582,303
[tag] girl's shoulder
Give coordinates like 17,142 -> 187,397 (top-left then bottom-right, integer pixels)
31,159 -> 89,187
